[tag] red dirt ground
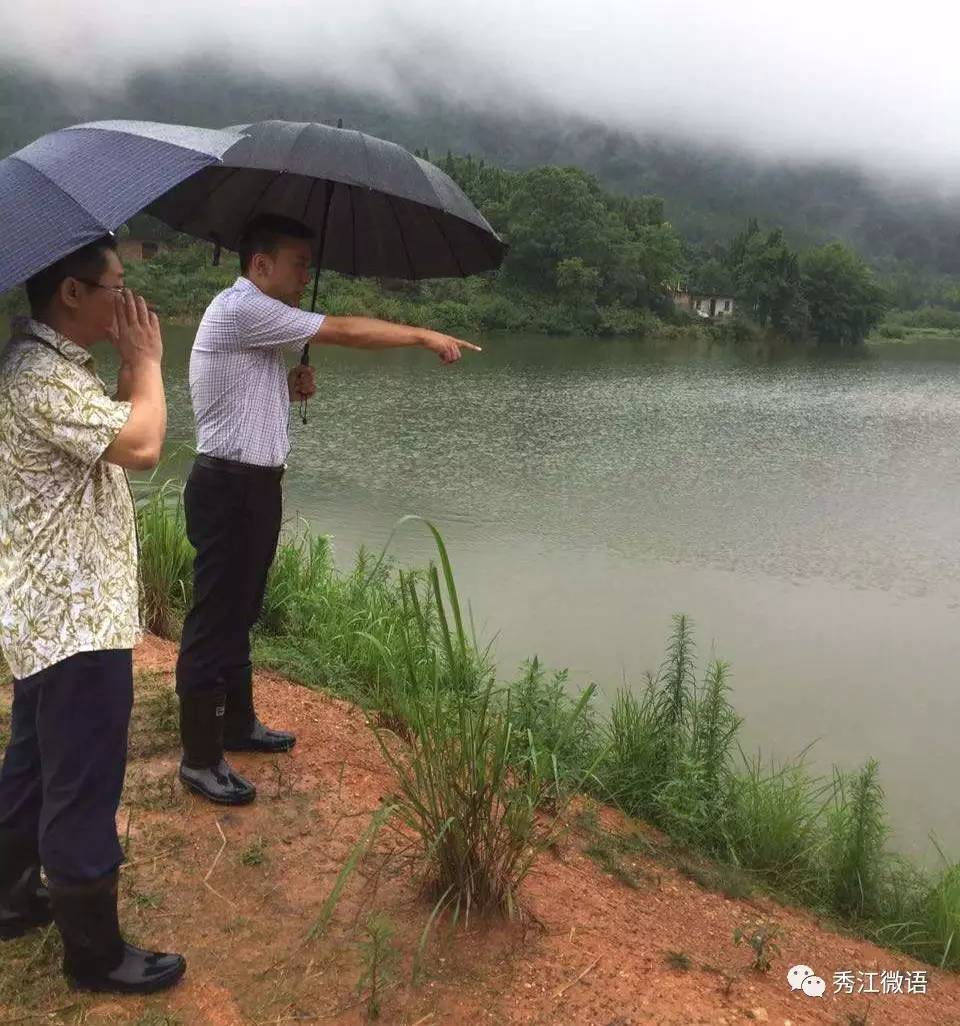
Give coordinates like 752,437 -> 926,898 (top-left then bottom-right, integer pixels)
1,634 -> 957,1026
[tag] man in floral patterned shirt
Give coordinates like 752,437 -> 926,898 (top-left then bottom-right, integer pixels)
0,236 -> 184,994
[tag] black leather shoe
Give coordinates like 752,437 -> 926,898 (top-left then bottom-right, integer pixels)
0,866 -> 51,941
224,718 -> 296,753
179,758 -> 256,805
50,871 -> 186,995
67,941 -> 186,994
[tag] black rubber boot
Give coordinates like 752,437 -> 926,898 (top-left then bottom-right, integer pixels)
223,665 -> 296,754
178,690 -> 256,805
49,871 -> 185,994
0,828 -> 51,941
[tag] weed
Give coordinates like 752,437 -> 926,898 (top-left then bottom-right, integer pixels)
241,837 -> 267,867
356,912 -> 400,1020
666,950 -> 692,971
733,919 -> 783,973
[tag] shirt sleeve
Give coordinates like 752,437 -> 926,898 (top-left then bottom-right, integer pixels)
18,366 -> 132,467
232,290 -> 326,354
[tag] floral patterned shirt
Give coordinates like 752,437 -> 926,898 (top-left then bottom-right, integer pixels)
0,317 -> 139,679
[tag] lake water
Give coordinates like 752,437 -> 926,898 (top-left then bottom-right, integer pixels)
73,326 -> 960,858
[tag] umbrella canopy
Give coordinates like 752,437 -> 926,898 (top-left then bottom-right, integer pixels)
145,119 -> 506,280
0,120 -> 241,296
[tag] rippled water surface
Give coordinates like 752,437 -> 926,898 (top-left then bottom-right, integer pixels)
113,327 -> 960,855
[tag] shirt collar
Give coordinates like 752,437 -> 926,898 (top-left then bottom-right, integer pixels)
11,317 -> 93,367
236,276 -> 291,305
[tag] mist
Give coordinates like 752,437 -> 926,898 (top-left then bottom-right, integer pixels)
2,1 -> 959,185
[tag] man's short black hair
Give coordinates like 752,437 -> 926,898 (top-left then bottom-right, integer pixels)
238,214 -> 315,274
25,235 -> 119,318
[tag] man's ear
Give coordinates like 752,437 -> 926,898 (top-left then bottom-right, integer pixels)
251,252 -> 272,277
59,277 -> 84,312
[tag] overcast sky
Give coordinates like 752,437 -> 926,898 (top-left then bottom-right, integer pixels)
3,1 -> 958,184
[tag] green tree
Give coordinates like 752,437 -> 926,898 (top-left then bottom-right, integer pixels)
802,243 -> 888,347
690,257 -> 736,296
501,166 -> 612,290
555,257 -> 601,304
604,225 -> 683,307
438,152 -> 516,226
610,194 -> 667,233
635,223 -> 684,294
728,222 -> 807,337
440,152 -> 683,314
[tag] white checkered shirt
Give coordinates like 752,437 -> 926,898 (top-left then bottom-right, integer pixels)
189,277 -> 325,467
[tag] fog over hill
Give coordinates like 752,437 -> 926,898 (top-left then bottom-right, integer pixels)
3,2 -> 959,274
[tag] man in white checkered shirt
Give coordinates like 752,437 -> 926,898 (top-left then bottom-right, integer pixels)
175,214 -> 480,805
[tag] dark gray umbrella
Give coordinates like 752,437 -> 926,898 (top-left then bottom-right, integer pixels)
0,120 -> 241,296
145,119 -> 506,280
146,119 -> 505,422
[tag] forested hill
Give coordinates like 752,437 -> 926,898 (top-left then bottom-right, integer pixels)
2,58 -> 958,278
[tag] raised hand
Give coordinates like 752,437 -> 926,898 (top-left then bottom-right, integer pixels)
113,290 -> 162,367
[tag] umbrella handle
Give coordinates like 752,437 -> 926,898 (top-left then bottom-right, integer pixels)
298,343 -> 310,424
299,265 -> 320,424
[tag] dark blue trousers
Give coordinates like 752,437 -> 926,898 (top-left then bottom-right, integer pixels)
0,649 -> 133,884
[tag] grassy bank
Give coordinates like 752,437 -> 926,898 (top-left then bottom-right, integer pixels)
126,245 -> 697,338
872,306 -> 960,342
0,243 -> 707,340
134,481 -> 960,968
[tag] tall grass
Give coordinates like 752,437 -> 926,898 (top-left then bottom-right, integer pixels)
376,677 -> 557,917
134,480 -> 194,638
826,760 -> 888,920
351,524 -> 595,917
918,856 -> 960,968
254,521 -> 491,720
596,615 -> 741,850
502,658 -> 602,804
136,493 -> 960,967
721,753 -> 828,898
256,530 -> 425,702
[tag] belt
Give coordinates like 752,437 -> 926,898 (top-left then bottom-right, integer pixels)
195,454 -> 285,479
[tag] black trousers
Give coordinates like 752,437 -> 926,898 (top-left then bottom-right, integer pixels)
0,649 -> 133,884
175,456 -> 284,696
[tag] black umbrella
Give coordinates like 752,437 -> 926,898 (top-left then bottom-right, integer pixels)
146,119 -> 506,281
146,119 -> 505,420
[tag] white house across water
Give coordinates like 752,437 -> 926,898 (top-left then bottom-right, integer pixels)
672,289 -> 736,319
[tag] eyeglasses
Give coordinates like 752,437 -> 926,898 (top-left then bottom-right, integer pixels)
76,279 -> 125,295
75,278 -> 158,315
